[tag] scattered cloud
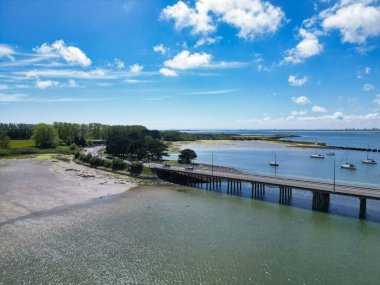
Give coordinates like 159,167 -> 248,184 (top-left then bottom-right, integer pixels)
288,75 -> 308,86
195,36 -> 222,47
363,83 -> 375,91
188,89 -> 238,95
237,111 -> 380,128
321,2 -> 380,44
125,79 -> 156,84
290,110 -> 307,116
153,44 -> 168,55
374,95 -> 380,105
159,68 -> 178,77
113,58 -> 125,69
292,96 -> 311,105
163,50 -> 246,71
311,105 -> 327,113
161,0 -> 285,40
164,50 -> 211,70
364,66 -> 371,74
129,64 -> 144,73
0,93 -> 28,102
0,44 -> 15,61
67,79 -> 78,87
283,29 -> 323,64
35,79 -> 59,89
34,39 -> 91,67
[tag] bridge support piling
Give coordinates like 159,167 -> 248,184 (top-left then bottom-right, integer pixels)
251,183 -> 265,200
279,186 -> 292,204
312,192 -> 330,211
359,197 -> 366,219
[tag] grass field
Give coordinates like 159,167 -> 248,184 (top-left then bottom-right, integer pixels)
1,140 -> 72,158
9,139 -> 35,148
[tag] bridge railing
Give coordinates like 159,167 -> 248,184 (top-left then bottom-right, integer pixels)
152,163 -> 380,191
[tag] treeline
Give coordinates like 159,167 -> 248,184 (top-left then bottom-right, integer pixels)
161,131 -> 238,141
0,123 -> 33,139
106,125 -> 167,160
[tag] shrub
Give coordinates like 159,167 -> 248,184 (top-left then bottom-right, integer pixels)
129,162 -> 143,176
74,150 -> 80,159
90,156 -> 103,168
112,158 -> 127,171
103,160 -> 112,168
69,143 -> 77,151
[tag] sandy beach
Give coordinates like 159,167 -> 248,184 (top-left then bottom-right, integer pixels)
0,156 -> 136,224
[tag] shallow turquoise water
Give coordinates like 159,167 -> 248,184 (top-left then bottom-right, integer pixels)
1,187 -> 380,284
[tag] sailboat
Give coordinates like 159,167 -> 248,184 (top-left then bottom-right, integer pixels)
326,150 -> 335,156
361,145 -> 377,164
341,152 -> 356,170
269,152 -> 279,167
310,153 -> 325,159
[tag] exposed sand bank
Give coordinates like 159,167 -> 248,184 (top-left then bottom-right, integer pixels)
0,157 -> 136,224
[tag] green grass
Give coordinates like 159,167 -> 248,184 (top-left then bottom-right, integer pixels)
0,144 -> 72,158
9,139 -> 35,148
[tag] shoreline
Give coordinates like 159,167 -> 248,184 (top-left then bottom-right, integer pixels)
0,156 -> 140,224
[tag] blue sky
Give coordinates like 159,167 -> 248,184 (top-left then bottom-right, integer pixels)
1,0 -> 380,129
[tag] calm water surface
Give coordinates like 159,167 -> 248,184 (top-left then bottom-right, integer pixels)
1,186 -> 380,284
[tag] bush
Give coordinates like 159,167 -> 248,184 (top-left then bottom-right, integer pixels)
90,156 -> 103,168
69,143 -> 77,151
129,162 -> 143,176
74,150 -> 80,159
112,158 -> 127,171
103,160 -> 112,168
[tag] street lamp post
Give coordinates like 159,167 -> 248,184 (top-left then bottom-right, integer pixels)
333,159 -> 336,192
211,152 -> 214,177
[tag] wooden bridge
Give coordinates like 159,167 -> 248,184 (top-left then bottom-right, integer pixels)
149,163 -> 380,219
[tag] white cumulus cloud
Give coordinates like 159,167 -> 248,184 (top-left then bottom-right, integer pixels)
34,40 -> 91,67
164,50 -> 212,70
312,105 -> 327,113
35,79 -> 59,89
161,0 -> 285,40
129,64 -> 144,73
288,75 -> 308,86
159,68 -> 178,77
153,44 -> 168,55
322,2 -> 380,44
292,96 -> 311,105
284,29 -> 323,64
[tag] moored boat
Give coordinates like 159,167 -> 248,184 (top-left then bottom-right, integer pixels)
341,152 -> 356,170
341,163 -> 356,170
361,158 -> 377,165
310,154 -> 325,159
326,151 -> 335,156
361,145 -> 377,164
269,152 -> 279,167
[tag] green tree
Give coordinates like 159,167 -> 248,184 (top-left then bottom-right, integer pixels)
178,149 -> 197,164
129,162 -> 143,176
32,124 -> 58,148
0,129 -> 10,149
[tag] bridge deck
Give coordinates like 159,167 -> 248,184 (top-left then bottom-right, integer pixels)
150,164 -> 380,200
